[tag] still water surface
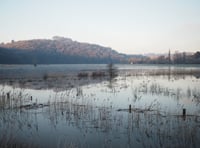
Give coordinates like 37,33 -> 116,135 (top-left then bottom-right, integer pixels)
0,64 -> 200,148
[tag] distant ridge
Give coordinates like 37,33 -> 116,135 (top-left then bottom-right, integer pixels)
1,36 -> 199,64
0,36 -> 141,64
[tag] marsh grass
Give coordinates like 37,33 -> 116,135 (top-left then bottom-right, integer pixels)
91,71 -> 106,78
0,67 -> 200,147
77,72 -> 89,78
1,86 -> 200,148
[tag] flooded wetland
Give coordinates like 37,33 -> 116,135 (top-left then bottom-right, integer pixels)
0,64 -> 200,148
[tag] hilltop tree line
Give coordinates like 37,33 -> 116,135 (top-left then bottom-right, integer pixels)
0,37 -> 200,64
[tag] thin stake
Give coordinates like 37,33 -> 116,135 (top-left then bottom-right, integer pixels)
183,108 -> 186,116
129,105 -> 131,113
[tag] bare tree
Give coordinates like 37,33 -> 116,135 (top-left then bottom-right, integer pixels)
107,63 -> 118,79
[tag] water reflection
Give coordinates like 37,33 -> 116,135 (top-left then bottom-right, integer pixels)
1,97 -> 199,148
0,66 -> 200,147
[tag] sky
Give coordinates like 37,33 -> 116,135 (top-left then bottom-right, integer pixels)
0,0 -> 200,54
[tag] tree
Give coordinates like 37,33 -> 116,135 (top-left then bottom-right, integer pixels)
168,49 -> 171,64
182,52 -> 186,64
194,52 -> 200,59
107,63 -> 118,78
173,51 -> 183,64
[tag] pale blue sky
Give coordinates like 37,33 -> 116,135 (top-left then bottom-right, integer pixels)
0,0 -> 200,54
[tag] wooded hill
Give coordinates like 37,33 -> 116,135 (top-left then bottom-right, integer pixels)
0,36 -> 199,64
0,36 -> 142,64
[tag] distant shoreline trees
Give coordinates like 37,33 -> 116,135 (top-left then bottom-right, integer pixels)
129,51 -> 200,64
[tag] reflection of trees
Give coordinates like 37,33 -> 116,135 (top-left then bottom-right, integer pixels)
1,72 -> 200,147
0,76 -> 106,92
168,65 -> 171,80
107,63 -> 118,89
1,67 -> 200,92
107,63 -> 118,79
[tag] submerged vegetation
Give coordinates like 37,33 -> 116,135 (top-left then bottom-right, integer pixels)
0,64 -> 200,147
77,63 -> 118,80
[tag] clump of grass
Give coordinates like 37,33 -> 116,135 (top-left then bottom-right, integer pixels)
43,73 -> 48,80
91,71 -> 106,78
77,72 -> 89,78
107,63 -> 118,78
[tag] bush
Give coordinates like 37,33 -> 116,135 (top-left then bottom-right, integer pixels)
91,71 -> 106,78
78,72 -> 89,78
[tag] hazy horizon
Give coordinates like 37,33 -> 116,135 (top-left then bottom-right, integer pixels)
1,0 -> 200,54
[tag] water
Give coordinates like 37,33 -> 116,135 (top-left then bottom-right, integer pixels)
0,64 -> 200,78
0,64 -> 200,148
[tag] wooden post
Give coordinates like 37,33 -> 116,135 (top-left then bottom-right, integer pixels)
129,105 -> 131,113
6,92 -> 10,99
183,108 -> 186,116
